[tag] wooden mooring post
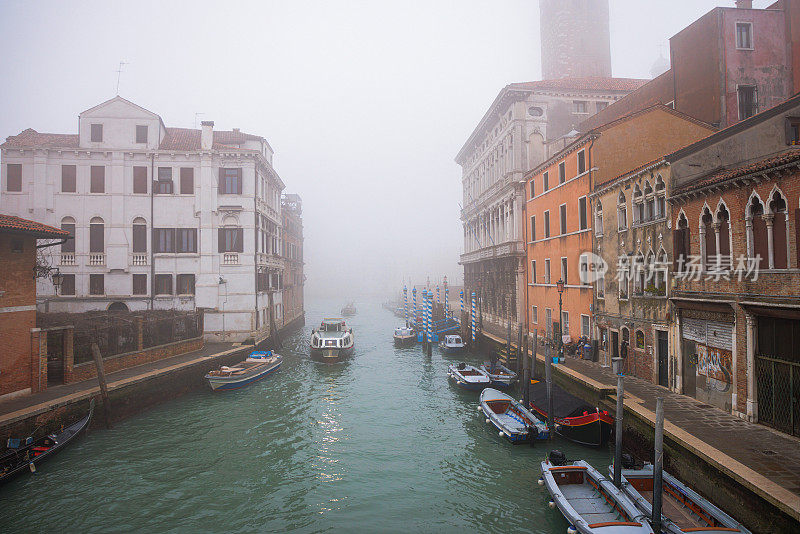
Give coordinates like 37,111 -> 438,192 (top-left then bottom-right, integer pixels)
653,397 -> 665,533
90,342 -> 112,429
612,357 -> 624,488
545,339 -> 554,437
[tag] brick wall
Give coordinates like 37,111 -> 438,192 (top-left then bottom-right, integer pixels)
0,234 -> 38,397
67,336 -> 204,384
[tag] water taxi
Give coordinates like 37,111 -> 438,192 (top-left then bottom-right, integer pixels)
393,326 -> 415,347
310,318 -> 355,363
439,334 -> 465,354
341,302 -> 357,316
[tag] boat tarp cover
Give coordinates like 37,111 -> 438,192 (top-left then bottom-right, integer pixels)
528,379 -> 593,419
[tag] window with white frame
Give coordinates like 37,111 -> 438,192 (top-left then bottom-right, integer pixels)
561,311 -> 570,336
581,315 -> 590,337
736,22 -> 753,50
546,308 -> 553,335
633,184 -> 643,224
531,260 -> 537,283
655,175 -> 666,218
618,191 -> 627,230
561,257 -> 568,284
595,200 -> 603,236
544,258 -> 551,284
532,305 -> 538,324
597,272 -> 605,298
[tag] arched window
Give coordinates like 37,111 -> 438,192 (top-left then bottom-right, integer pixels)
655,175 -> 666,219
634,251 -> 645,294
60,216 -> 76,254
716,204 -> 731,260
619,255 -> 629,299
635,330 -> 645,349
633,184 -> 643,224
769,191 -> 788,269
89,217 -> 104,253
749,196 -> 768,270
701,207 -> 715,269
595,200 -> 603,236
644,181 -> 654,221
644,250 -> 655,293
617,191 -> 627,230
675,212 -> 690,273
132,217 -> 147,254
656,248 -> 669,293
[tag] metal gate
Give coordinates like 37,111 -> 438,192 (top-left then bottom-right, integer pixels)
756,316 -> 800,437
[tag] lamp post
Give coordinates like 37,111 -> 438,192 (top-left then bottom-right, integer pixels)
51,269 -> 64,295
556,278 -> 565,359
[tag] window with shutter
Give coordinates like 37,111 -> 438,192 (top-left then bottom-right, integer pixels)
61,165 -> 76,192
558,161 -> 566,183
180,168 -> 194,194
89,222 -> 104,252
220,168 -> 242,194
176,228 -> 197,253
132,223 -> 147,253
155,274 -> 172,295
132,274 -> 147,295
136,125 -> 148,144
61,274 -> 76,296
133,166 -> 147,194
156,167 -> 173,194
90,124 -> 103,142
89,274 -> 104,295
560,204 -> 567,234
90,166 -> 105,193
153,228 -> 175,253
177,274 -> 195,295
61,223 -> 76,252
579,197 -> 587,230
219,228 -> 243,252
6,164 -> 22,192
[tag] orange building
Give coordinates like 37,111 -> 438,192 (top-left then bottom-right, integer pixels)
523,105 -> 715,350
0,214 -> 70,399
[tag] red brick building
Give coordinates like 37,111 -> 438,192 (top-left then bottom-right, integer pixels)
668,93 -> 800,437
581,0 -> 800,131
0,214 -> 69,399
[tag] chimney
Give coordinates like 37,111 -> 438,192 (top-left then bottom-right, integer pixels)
735,0 -> 752,8
201,120 -> 214,150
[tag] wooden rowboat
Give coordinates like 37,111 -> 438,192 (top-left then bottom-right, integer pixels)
0,399 -> 94,486
447,363 -> 490,391
205,351 -> 282,391
613,462 -> 750,534
479,388 -> 548,443
480,361 -> 518,388
541,451 -> 653,534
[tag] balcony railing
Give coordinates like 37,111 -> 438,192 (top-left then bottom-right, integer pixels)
131,254 -> 148,266
88,253 -> 105,266
60,253 -> 75,266
223,253 -> 239,265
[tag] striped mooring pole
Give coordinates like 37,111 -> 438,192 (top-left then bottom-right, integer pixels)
403,285 -> 408,325
443,276 -> 449,313
460,290 -> 464,317
412,288 -> 417,327
471,291 -> 477,343
427,291 -> 433,340
436,286 -> 440,306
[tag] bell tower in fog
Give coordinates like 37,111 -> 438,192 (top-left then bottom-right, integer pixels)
540,0 -> 612,80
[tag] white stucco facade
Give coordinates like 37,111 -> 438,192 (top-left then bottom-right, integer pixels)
0,96 -> 294,343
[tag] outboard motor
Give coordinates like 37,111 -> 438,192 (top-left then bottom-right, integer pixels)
548,449 -> 567,466
621,453 -> 636,469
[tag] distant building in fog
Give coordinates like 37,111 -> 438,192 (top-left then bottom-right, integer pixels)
0,96 -> 304,342
540,0 -> 612,80
281,193 -> 304,328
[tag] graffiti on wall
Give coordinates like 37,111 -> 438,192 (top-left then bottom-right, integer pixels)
697,344 -> 732,391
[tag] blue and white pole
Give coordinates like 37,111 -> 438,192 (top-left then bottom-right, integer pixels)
427,291 -> 433,341
471,291 -> 477,343
403,285 -> 408,325
460,290 -> 464,318
436,286 -> 440,307
412,288 -> 417,328
443,276 -> 449,314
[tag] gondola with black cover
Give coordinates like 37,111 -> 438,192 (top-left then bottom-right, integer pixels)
527,379 -> 612,447
0,399 -> 94,485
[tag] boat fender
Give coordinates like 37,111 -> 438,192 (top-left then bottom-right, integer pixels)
567,527 -> 577,534
29,462 -> 36,473
537,477 -> 544,486
477,406 -> 482,412
485,418 -> 490,424
548,500 -> 556,509
498,431 -> 504,437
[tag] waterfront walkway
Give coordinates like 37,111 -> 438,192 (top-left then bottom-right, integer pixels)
0,342 -> 245,427
544,352 -> 800,521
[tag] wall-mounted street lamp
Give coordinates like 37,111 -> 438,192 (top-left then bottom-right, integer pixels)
51,269 -> 64,295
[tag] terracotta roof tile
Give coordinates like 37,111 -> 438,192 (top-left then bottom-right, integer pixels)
1,129 -> 79,149
0,214 -> 71,238
158,128 -> 260,151
674,150 -> 800,195
509,76 -> 649,93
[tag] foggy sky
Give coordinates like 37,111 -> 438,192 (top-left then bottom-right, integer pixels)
0,1 -> 772,299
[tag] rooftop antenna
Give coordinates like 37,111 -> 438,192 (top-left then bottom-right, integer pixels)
194,112 -> 204,129
115,61 -> 128,95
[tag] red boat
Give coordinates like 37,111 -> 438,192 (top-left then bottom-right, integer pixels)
528,379 -> 613,447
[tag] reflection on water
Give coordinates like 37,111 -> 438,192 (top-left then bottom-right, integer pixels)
0,298 -> 613,533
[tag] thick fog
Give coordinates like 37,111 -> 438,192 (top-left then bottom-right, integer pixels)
0,1 -> 770,299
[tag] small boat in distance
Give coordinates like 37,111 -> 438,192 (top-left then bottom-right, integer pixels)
205,351 -> 282,391
541,451 -> 653,534
310,318 -> 355,363
479,388 -> 548,443
439,334 -> 465,354
341,302 -> 357,316
480,361 -> 517,388
447,363 -> 491,391
612,461 -> 750,534
0,399 -> 94,486
393,326 -> 415,347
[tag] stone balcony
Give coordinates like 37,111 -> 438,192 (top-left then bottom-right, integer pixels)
460,240 -> 524,265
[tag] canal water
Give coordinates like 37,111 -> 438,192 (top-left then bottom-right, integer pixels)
1,299 -> 613,533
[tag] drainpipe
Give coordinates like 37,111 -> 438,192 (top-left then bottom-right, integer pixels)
254,161 -> 260,337
149,153 -> 155,311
